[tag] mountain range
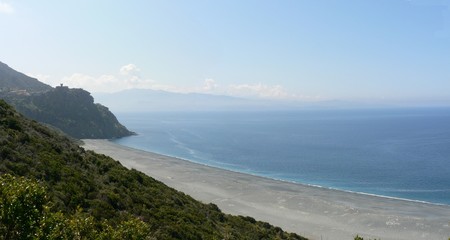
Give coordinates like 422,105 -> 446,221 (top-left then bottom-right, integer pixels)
93,89 -> 322,112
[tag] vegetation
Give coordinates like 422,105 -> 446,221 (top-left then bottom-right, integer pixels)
0,174 -> 151,240
10,86 -> 134,139
1,61 -> 133,139
0,99 -> 305,239
354,235 -> 379,240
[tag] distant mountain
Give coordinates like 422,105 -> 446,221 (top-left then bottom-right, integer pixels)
95,89 -> 409,113
0,61 -> 52,93
0,61 -> 133,139
94,89 -> 309,112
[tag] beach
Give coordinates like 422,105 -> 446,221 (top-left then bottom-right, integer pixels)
82,139 -> 450,240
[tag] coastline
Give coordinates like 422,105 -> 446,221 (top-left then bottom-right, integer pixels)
82,139 -> 450,240
113,142 -> 450,208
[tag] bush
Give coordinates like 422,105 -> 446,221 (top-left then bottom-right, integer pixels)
0,174 -> 47,240
0,174 -> 154,240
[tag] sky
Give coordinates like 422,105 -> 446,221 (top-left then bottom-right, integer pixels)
1,0 -> 450,105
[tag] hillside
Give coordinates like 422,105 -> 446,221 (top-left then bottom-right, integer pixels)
0,61 -> 133,139
0,62 -> 52,93
0,99 -> 306,239
11,86 -> 134,139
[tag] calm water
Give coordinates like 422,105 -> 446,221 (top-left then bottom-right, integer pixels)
112,108 -> 450,205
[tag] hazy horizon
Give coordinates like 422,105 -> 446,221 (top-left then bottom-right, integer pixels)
2,1 -> 450,106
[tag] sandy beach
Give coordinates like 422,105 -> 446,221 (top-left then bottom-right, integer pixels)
82,139 -> 450,240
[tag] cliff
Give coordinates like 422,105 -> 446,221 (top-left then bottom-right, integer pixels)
12,86 -> 134,139
0,61 -> 133,139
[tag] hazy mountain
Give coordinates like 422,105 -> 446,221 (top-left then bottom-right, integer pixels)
94,89 -> 388,113
0,61 -> 52,93
94,89 -> 314,112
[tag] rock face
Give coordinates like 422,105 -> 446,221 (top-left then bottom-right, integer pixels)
0,61 -> 134,139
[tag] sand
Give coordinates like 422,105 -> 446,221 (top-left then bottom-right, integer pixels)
82,139 -> 450,240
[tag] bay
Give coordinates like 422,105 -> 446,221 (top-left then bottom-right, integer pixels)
112,108 -> 450,205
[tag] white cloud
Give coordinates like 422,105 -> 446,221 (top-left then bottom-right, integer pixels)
227,83 -> 292,99
119,64 -> 140,76
0,2 -> 14,14
202,79 -> 218,91
34,63 -> 322,101
48,64 -> 156,93
61,74 -> 118,92
224,83 -> 325,101
60,73 -> 157,93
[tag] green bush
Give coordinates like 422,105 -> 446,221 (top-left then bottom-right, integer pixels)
0,174 -> 154,240
0,174 -> 47,240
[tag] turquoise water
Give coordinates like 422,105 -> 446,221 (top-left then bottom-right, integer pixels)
112,108 -> 450,205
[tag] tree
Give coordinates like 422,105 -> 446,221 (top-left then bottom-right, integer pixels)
0,174 -> 47,240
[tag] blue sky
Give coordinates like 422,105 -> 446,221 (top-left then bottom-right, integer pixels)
1,0 -> 449,104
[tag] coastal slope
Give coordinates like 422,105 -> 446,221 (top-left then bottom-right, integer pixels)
82,139 -> 450,240
12,86 -> 134,138
0,61 -> 133,139
0,100 -> 304,239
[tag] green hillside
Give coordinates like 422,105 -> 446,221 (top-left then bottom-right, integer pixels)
11,86 -> 134,139
0,99 -> 306,239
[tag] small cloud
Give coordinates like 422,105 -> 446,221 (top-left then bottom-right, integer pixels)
61,73 -> 156,93
59,64 -> 157,93
227,83 -> 292,99
119,64 -> 140,76
0,2 -> 14,14
225,83 -> 324,101
61,73 -> 119,92
202,78 -> 218,91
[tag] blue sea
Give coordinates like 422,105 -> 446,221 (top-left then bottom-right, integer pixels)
112,108 -> 450,205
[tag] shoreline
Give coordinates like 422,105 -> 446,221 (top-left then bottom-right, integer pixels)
130,146 -> 450,207
82,139 -> 450,240
106,141 -> 450,208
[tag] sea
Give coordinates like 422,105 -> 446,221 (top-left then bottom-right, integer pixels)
112,107 -> 450,206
